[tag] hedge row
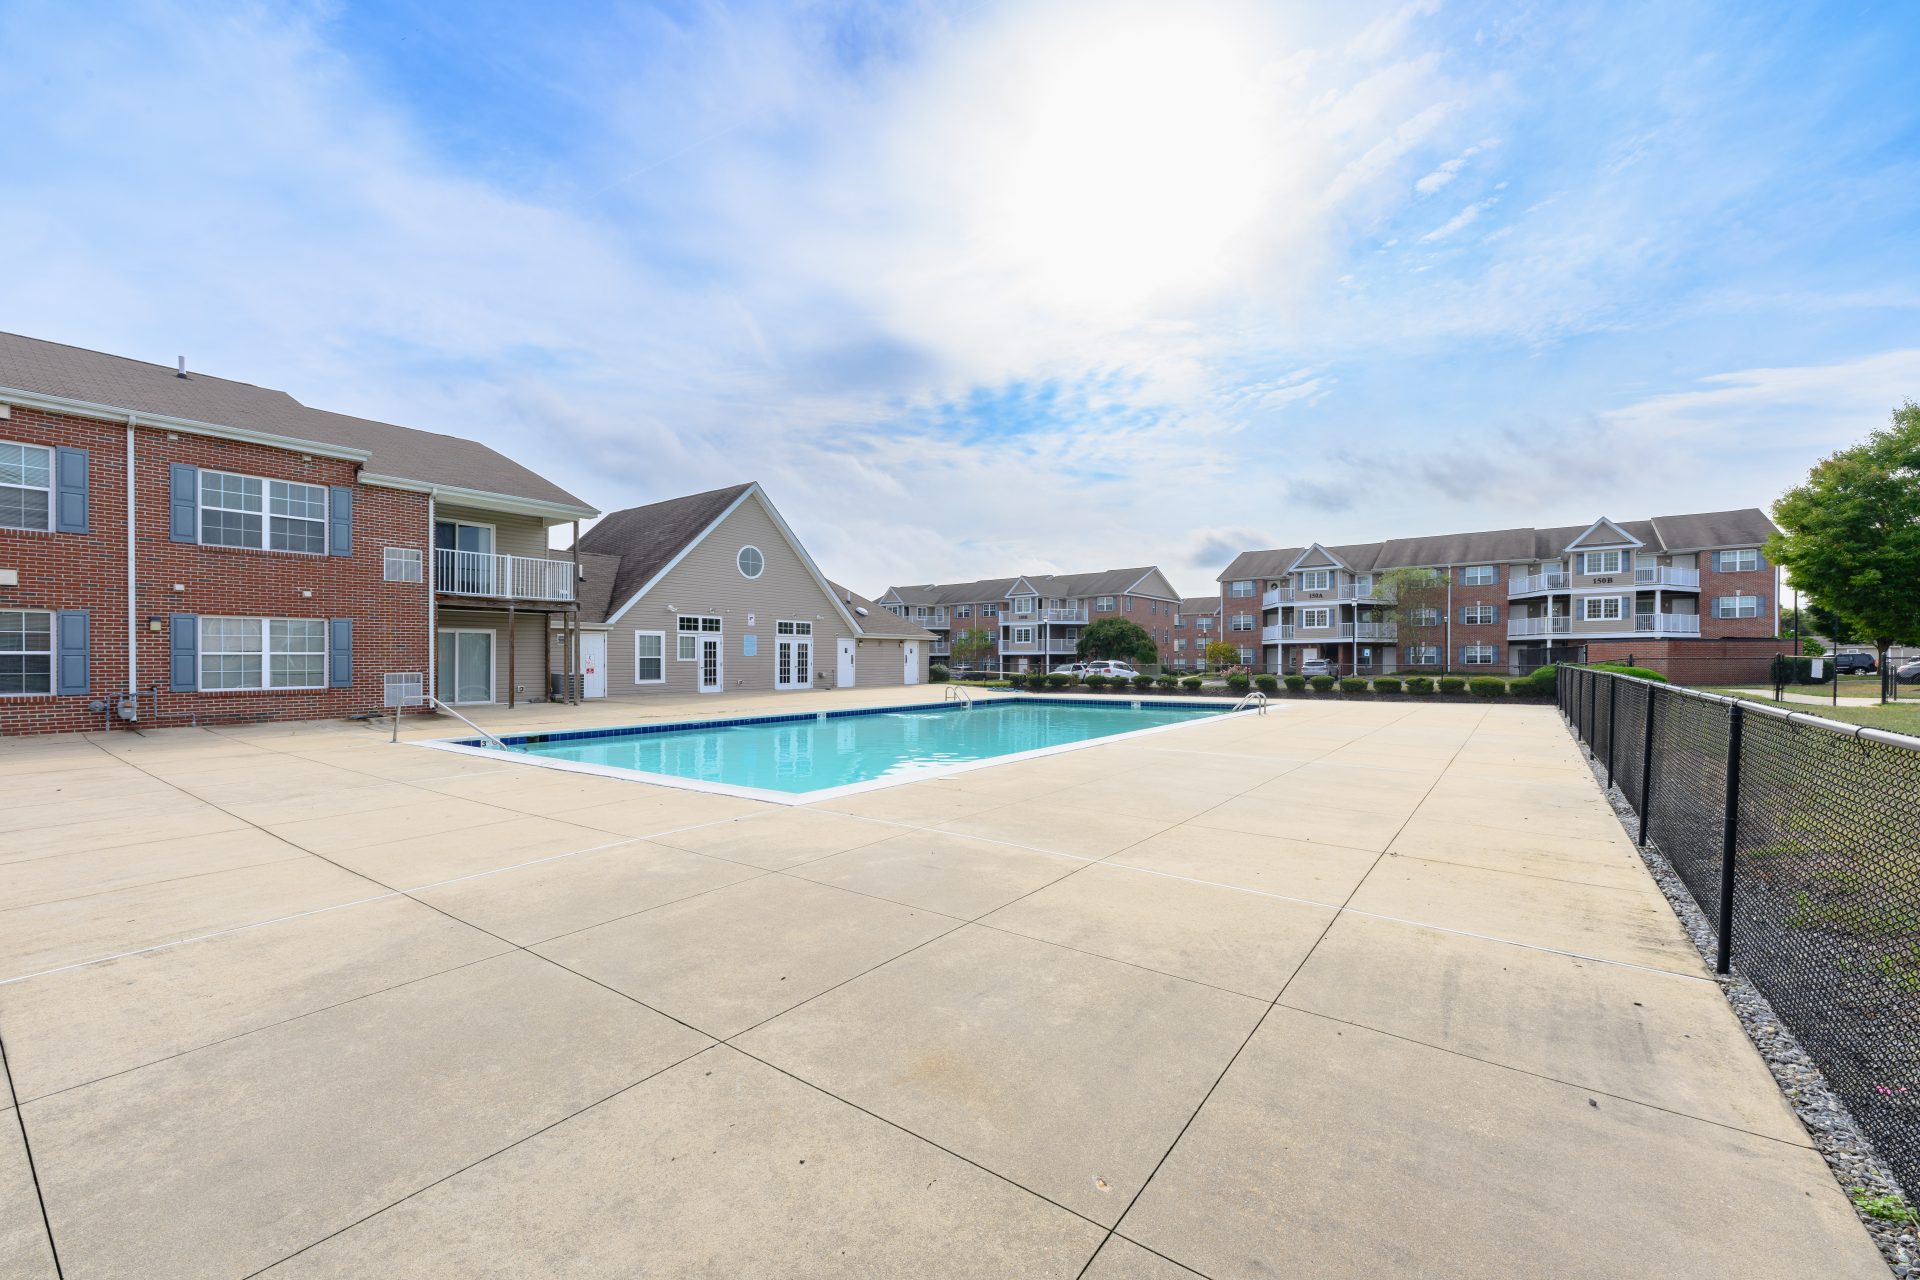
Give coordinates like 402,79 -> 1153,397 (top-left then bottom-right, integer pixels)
978,667 -> 1565,699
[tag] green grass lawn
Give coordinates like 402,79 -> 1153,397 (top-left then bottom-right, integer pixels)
1691,685 -> 1920,736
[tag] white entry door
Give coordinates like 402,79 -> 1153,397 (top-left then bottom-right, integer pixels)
699,636 -> 723,693
775,621 -> 813,691
579,632 -> 607,699
902,642 -> 920,685
836,637 -> 856,687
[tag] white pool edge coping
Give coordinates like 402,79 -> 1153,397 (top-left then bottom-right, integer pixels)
409,693 -> 1273,806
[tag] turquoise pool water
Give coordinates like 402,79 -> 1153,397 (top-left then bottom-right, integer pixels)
475,698 -> 1228,796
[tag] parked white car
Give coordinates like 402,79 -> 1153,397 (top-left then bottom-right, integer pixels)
1086,660 -> 1140,679
1050,663 -> 1087,677
1299,658 -> 1334,676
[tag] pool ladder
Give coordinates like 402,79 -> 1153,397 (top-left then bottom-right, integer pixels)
1231,690 -> 1268,715
391,694 -> 524,752
944,685 -> 976,709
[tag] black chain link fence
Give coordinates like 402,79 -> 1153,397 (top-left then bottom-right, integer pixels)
1561,665 -> 1920,1204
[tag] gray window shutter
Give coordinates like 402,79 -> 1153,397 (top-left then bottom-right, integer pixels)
55,447 -> 89,533
169,463 -> 199,542
328,618 -> 353,687
1489,605 -> 1499,623
55,610 -> 89,694
328,486 -> 353,556
170,614 -> 199,691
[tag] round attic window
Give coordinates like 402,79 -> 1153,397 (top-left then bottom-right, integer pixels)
737,545 -> 764,579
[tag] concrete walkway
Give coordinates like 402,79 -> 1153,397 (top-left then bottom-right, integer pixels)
0,694 -> 1888,1278
1729,686 -> 1901,708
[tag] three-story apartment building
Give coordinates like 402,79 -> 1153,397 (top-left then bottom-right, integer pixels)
876,567 -> 1181,673
0,333 -> 596,734
1159,596 -> 1223,670
1218,510 -> 1779,678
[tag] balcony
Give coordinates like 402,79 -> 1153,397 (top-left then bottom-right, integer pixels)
1509,615 -> 1572,639
1355,622 -> 1397,641
1509,572 -> 1570,598
1261,623 -> 1294,643
912,609 -> 951,629
1261,586 -> 1291,608
1635,566 -> 1701,589
1038,607 -> 1088,624
1636,614 -> 1701,636
435,548 -> 575,602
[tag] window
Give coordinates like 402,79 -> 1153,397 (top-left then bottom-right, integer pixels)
634,632 -> 664,683
1229,613 -> 1255,632
1196,615 -> 1212,631
981,603 -> 997,617
0,442 -> 52,531
200,617 -> 325,690
956,605 -> 971,619
776,620 -> 812,635
1407,645 -> 1440,665
1228,580 -> 1254,597
383,547 -> 423,582
1013,627 -> 1033,644
1461,565 -> 1497,586
1354,574 -> 1373,597
1300,607 -> 1331,629
1123,596 -> 1132,612
1463,644 -> 1497,665
1094,596 -> 1116,612
1174,638 -> 1186,652
1579,550 -> 1624,575
1715,594 -> 1761,619
914,607 -> 929,619
1715,549 -> 1760,573
1237,647 -> 1254,665
1462,604 -> 1497,625
0,610 -> 53,694
736,545 -> 764,578
1013,596 -> 1034,615
676,614 -> 722,659
1298,569 -> 1331,591
1411,607 -> 1441,627
200,470 -> 327,553
1582,597 -> 1624,621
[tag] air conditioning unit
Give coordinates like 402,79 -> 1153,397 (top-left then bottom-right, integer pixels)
384,672 -> 425,708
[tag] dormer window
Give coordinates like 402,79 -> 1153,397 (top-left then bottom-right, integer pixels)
1298,569 -> 1331,591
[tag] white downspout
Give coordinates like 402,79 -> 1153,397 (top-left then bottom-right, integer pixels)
126,417 -> 137,710
427,494 -> 437,702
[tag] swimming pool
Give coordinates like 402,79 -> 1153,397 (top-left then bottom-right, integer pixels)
425,696 -> 1243,803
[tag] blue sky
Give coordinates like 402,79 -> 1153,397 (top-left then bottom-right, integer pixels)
4,0 -> 1917,594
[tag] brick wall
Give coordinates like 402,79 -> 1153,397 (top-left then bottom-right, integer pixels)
1586,637 -> 1783,684
1452,570 -> 1508,667
1,405 -> 433,735
1696,554 -> 1777,638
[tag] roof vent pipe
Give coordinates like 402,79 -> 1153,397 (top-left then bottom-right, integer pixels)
176,356 -> 187,379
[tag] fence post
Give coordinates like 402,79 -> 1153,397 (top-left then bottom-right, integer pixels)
1604,676 -> 1618,788
1637,684 -> 1657,848
1715,703 -> 1744,975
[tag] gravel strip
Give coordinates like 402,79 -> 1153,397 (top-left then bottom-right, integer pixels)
1578,743 -> 1916,1275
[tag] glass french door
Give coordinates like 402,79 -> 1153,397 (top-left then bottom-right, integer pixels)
436,629 -> 494,704
699,636 -> 722,693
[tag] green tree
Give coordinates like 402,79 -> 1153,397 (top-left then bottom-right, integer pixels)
1203,639 -> 1240,671
949,627 -> 996,669
1078,617 -> 1157,665
1768,402 -> 1920,701
1373,567 -> 1446,672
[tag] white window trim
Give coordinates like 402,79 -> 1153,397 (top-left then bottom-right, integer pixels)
199,616 -> 327,692
383,546 -> 423,583
0,441 -> 54,533
1580,550 -> 1624,575
1582,597 -> 1624,621
1715,594 -> 1761,619
736,544 -> 765,579
1462,604 -> 1496,625
1228,581 -> 1254,597
437,627 -> 496,705
1300,607 -> 1332,629
1461,565 -> 1496,586
201,468 -> 329,555
1298,569 -> 1331,591
676,614 -> 722,660
1463,645 -> 1497,665
0,607 -> 54,696
1717,549 -> 1760,573
633,631 -> 666,684
1013,626 -> 1034,644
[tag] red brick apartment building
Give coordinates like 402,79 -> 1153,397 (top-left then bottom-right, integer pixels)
0,333 -> 597,735
1217,511 -> 1780,679
1159,597 -> 1223,670
876,568 -> 1181,673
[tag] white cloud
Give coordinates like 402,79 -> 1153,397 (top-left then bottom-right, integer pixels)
1420,196 -> 1496,241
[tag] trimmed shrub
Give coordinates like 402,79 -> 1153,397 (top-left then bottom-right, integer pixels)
1154,673 -> 1177,688
1468,676 -> 1508,698
1046,672 -> 1073,689
1283,674 -> 1307,692
929,665 -> 950,683
1404,675 -> 1434,695
1309,674 -> 1336,692
1372,676 -> 1402,694
1133,673 -> 1157,689
1005,672 -> 1028,689
1438,676 -> 1467,695
1085,673 -> 1110,690
1590,662 -> 1668,683
1769,655 -> 1820,686
1180,675 -> 1203,690
1253,673 -> 1279,692
1224,673 -> 1252,692
1338,676 -> 1369,694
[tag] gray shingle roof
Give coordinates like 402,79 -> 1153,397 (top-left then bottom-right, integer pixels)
575,483 -> 755,618
1178,596 -> 1222,615
1216,509 -> 1775,580
570,552 -> 626,625
0,332 -> 592,512
881,566 -> 1174,606
827,583 -> 936,640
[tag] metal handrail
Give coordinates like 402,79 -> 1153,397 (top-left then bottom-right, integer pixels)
944,685 -> 975,708
391,694 -> 524,752
1232,690 -> 1268,715
1566,665 -> 1920,751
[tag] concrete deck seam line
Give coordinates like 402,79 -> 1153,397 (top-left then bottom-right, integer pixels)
0,1020 -> 65,1278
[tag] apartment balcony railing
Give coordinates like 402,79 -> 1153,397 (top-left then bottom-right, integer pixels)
1261,623 -> 1294,643
435,548 -> 576,602
1037,607 -> 1089,624
1635,566 -> 1701,589
1509,572 -> 1570,598
1355,622 -> 1397,641
911,609 -> 951,629
1508,615 -> 1572,639
1636,613 -> 1701,635
1261,586 -> 1290,607
1338,623 -> 1355,638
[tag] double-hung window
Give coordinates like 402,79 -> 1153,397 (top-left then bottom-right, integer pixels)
1715,549 -> 1760,572
0,442 -> 53,531
1300,607 -> 1331,629
1461,565 -> 1497,586
1228,580 -> 1253,598
1715,594 -> 1761,619
1463,644 -> 1496,665
1013,627 -> 1034,644
1196,616 -> 1212,631
1228,613 -> 1254,632
1298,569 -> 1331,592
1582,597 -> 1624,621
1411,607 -> 1441,627
1462,604 -> 1497,625
634,632 -> 665,683
200,470 -> 327,553
981,603 -> 997,617
956,605 -> 971,619
676,614 -> 722,659
1094,596 -> 1116,612
0,610 -> 53,694
1407,645 -> 1440,665
200,617 -> 325,690
1579,550 -> 1623,575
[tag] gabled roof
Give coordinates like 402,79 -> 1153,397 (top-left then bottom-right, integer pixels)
1218,509 -> 1775,579
1178,596 -> 1222,615
1287,543 -> 1346,573
0,331 -> 593,515
877,567 -> 1177,607
1564,516 -> 1643,551
828,583 -> 936,640
570,552 -> 626,626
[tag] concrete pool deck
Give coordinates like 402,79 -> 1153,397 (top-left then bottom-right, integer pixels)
0,691 -> 1889,1278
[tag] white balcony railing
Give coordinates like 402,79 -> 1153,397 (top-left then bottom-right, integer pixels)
435,548 -> 575,602
1038,607 -> 1088,624
1261,586 -> 1290,608
1260,623 -> 1290,643
1636,614 -> 1701,635
1635,566 -> 1701,589
1508,615 -> 1572,639
1509,572 -> 1570,598
1355,622 -> 1397,641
